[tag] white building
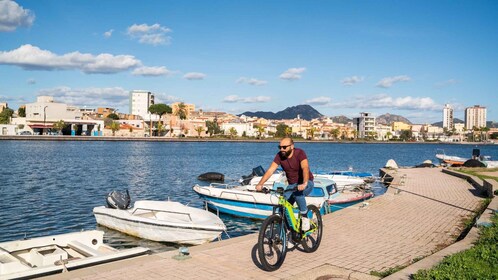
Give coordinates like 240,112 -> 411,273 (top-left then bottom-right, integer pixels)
465,105 -> 487,130
221,122 -> 255,137
353,112 -> 376,138
129,90 -> 157,121
443,104 -> 454,129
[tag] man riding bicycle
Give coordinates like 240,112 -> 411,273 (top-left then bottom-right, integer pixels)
256,137 -> 314,231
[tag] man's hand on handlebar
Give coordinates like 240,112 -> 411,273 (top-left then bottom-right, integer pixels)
297,183 -> 307,191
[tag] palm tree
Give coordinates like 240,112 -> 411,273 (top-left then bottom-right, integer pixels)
255,125 -> 265,139
195,126 -> 204,138
331,128 -> 340,140
229,127 -> 237,139
285,127 -> 292,137
175,103 -> 188,120
307,127 -> 318,140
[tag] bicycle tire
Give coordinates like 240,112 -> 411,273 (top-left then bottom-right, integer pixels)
301,205 -> 323,253
257,214 -> 287,271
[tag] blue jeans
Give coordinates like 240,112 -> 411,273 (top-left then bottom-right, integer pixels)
284,181 -> 314,214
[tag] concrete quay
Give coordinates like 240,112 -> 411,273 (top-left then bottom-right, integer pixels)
42,167 -> 489,280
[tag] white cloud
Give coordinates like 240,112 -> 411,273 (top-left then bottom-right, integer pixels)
127,23 -> 172,46
305,96 -> 332,106
236,77 -> 268,86
376,75 -> 411,88
103,29 -> 114,38
183,72 -> 206,80
223,95 -> 271,103
37,86 -> 130,107
0,44 -> 141,73
132,66 -> 172,76
341,76 -> 364,86
0,0 -> 35,32
435,79 -> 459,88
279,67 -> 306,80
328,94 -> 440,111
26,78 -> 36,84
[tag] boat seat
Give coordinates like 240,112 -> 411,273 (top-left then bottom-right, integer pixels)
67,241 -> 102,257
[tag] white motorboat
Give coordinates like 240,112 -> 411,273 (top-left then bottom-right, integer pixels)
93,199 -> 226,245
193,178 -> 334,219
0,230 -> 148,280
314,173 -> 367,189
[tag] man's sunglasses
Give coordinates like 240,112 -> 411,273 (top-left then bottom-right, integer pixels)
278,145 -> 291,150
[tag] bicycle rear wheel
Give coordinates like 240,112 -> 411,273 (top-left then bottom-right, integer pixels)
257,214 -> 287,271
301,205 -> 323,253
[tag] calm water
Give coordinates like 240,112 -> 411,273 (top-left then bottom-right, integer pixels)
1,141 -> 497,252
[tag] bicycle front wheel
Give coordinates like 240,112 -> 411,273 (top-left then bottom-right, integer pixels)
257,214 -> 287,271
301,204 -> 323,253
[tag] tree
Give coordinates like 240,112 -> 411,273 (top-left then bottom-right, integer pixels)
52,120 -> 66,134
0,107 -> 14,124
175,102 -> 188,120
18,107 -> 26,117
195,126 -> 204,138
285,127 -> 293,137
228,127 -> 238,139
156,123 -> 166,136
307,127 -> 318,140
107,113 -> 119,120
149,104 -> 172,136
386,131 -> 392,141
255,125 -> 265,139
399,130 -> 413,141
331,128 -> 340,140
110,121 -> 120,136
275,124 -> 290,138
206,120 -> 221,137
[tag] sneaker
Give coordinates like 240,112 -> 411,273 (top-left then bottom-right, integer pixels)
301,217 -> 310,231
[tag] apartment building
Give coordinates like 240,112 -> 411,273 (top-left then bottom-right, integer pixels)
171,102 -> 195,119
443,104 -> 454,129
129,90 -> 156,121
465,105 -> 487,130
353,112 -> 375,138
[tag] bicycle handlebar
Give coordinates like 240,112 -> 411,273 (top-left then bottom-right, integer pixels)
261,186 -> 298,194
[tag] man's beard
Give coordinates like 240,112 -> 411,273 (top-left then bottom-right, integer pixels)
280,149 -> 293,158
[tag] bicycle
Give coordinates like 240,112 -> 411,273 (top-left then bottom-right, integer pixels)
257,185 -> 323,271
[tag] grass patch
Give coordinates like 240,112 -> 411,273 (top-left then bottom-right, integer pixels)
451,167 -> 498,182
412,214 -> 498,280
370,265 -> 406,278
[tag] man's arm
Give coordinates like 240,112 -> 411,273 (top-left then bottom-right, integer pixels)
255,162 -> 279,191
298,158 -> 310,191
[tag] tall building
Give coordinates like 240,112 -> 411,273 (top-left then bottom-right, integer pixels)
129,90 -> 154,120
353,112 -> 375,138
465,105 -> 487,130
442,104 -> 454,129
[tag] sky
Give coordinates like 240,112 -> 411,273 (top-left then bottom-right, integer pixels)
0,0 -> 497,124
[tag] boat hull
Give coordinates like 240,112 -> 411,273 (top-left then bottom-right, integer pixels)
93,204 -> 225,245
193,185 -> 327,219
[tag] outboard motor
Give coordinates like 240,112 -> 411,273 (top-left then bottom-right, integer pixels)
241,166 -> 266,185
107,190 -> 131,209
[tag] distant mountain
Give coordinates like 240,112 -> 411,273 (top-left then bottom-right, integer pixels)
487,121 -> 498,128
239,105 -> 323,121
331,115 -> 352,124
432,118 -> 464,127
376,113 -> 412,125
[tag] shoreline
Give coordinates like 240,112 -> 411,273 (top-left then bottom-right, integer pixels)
0,135 -> 494,145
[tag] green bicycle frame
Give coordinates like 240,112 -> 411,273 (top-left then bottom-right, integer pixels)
278,192 -> 301,232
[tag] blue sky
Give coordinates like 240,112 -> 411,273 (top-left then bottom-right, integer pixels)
1,0 -> 497,123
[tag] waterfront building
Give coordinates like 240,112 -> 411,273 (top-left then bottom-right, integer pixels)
391,121 -> 411,131
221,121 -> 255,137
353,112 -> 375,139
0,102 -> 7,111
443,104 -> 454,129
129,90 -> 157,121
454,123 -> 465,133
465,105 -> 487,130
25,96 -> 84,134
375,124 -> 393,141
